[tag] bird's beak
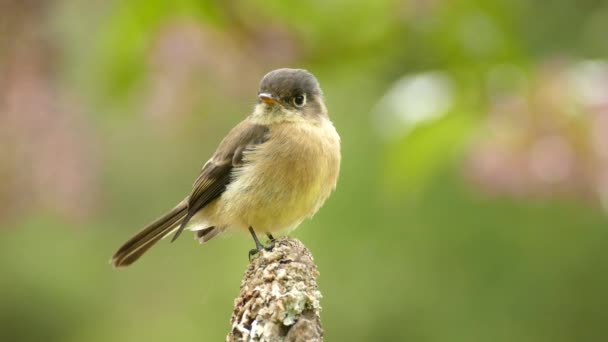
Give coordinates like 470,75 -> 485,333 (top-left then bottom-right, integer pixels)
258,93 -> 280,106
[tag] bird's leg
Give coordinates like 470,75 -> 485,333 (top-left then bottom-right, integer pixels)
248,227 -> 264,260
265,233 -> 276,250
248,227 -> 277,260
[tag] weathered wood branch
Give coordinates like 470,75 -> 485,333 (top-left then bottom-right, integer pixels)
226,237 -> 323,342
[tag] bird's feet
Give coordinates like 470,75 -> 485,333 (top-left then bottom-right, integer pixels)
248,228 -> 276,261
264,233 -> 276,250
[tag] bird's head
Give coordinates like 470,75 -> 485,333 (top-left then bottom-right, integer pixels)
253,68 -> 327,122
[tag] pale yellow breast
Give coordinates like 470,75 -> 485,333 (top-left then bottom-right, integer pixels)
215,118 -> 340,233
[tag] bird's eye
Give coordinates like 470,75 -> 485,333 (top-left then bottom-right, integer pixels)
293,94 -> 306,107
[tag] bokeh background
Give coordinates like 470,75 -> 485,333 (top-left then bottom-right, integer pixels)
2,0 -> 608,341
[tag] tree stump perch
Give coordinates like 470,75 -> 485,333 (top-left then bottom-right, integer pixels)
226,237 -> 323,342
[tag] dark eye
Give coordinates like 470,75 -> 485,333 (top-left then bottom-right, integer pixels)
293,94 -> 306,107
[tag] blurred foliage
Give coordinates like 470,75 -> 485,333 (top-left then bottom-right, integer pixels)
1,0 -> 608,341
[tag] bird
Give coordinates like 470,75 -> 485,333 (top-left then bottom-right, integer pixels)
111,68 -> 341,267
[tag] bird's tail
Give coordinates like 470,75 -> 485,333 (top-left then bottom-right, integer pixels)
111,201 -> 188,267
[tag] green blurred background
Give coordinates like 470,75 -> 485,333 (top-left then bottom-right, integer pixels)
2,0 -> 608,341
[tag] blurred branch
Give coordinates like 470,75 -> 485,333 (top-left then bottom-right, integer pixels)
226,237 -> 323,342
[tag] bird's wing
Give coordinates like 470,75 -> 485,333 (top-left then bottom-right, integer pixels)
170,120 -> 269,241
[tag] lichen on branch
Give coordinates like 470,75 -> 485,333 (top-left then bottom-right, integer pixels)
226,237 -> 323,342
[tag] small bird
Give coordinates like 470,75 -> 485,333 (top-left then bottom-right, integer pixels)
111,68 -> 341,267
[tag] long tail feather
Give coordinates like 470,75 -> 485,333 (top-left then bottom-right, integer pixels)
111,201 -> 188,267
